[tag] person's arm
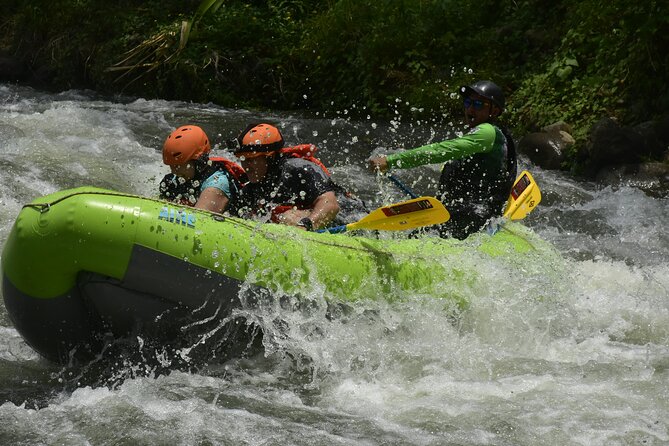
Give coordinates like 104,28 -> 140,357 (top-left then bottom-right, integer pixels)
382,123 -> 498,170
274,159 -> 341,229
277,191 -> 340,229
306,191 -> 340,229
194,187 -> 229,213
195,171 -> 232,213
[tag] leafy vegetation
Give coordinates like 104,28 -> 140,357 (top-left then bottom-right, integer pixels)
3,0 -> 668,167
511,0 -> 669,144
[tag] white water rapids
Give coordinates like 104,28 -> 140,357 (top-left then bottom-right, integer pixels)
0,84 -> 667,445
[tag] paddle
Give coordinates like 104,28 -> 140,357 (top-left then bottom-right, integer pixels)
387,174 -> 418,199
381,169 -> 541,232
318,196 -> 450,234
503,170 -> 542,220
486,170 -> 542,235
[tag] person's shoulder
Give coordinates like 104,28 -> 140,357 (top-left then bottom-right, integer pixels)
469,122 -> 497,134
209,169 -> 229,179
282,156 -> 315,168
280,156 -> 323,175
204,170 -> 230,183
201,170 -> 230,189
466,122 -> 499,140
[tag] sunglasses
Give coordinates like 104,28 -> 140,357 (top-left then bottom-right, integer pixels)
463,97 -> 489,110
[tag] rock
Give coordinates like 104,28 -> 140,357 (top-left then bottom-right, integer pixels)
541,121 -> 573,135
595,162 -> 669,197
579,116 -> 669,178
655,115 -> 669,148
517,124 -> 574,170
633,120 -> 667,159
0,56 -> 26,81
585,117 -> 644,166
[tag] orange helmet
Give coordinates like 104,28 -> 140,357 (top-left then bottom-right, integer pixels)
234,123 -> 284,155
162,125 -> 211,165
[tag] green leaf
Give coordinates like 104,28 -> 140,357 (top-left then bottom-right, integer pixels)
556,66 -> 573,80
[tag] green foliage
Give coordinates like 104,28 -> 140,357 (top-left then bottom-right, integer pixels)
296,1 -> 469,117
510,0 -> 669,160
5,0 -> 668,170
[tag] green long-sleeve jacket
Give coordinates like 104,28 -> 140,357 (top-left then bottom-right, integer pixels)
386,123 -> 505,169
386,123 -> 515,239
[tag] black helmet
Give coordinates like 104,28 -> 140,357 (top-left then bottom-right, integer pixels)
459,80 -> 505,111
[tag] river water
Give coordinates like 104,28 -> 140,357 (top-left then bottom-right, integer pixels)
0,83 -> 668,445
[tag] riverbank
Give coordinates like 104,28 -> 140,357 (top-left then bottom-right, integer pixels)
1,0 -> 668,178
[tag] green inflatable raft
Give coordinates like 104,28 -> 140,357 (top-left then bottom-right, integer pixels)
1,187 -> 557,363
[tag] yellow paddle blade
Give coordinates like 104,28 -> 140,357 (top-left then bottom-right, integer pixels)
503,170 -> 542,220
347,196 -> 450,231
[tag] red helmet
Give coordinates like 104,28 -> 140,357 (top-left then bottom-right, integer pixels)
235,123 -> 284,155
162,125 -> 211,165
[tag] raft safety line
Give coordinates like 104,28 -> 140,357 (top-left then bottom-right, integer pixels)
19,189 -> 464,257
22,190 -> 150,213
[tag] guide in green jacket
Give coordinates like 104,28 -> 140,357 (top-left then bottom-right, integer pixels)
368,80 -> 517,239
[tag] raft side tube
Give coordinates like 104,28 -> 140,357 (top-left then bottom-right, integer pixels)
2,188 -> 142,299
2,275 -> 95,363
2,243 -> 248,363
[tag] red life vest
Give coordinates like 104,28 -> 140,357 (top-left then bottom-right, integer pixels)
209,156 -> 248,185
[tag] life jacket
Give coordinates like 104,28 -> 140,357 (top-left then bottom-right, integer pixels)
210,156 -> 248,186
278,144 -> 331,176
235,144 -> 366,223
267,146 -> 330,222
277,144 -> 367,201
269,144 -> 369,223
159,157 -> 248,207
438,123 -> 517,237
